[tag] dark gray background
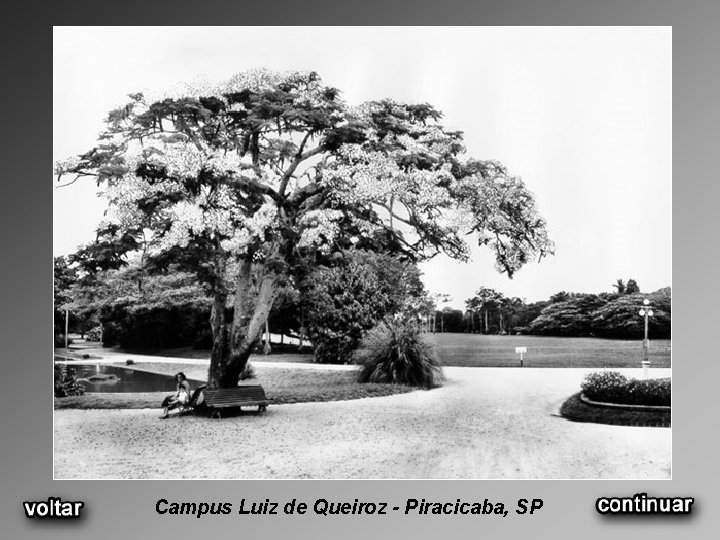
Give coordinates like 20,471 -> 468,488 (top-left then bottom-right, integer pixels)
2,1 -> 716,537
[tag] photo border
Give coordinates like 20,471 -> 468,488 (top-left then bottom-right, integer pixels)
3,1 -> 716,537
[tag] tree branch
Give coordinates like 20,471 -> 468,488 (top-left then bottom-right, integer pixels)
233,174 -> 282,203
374,201 -> 415,227
55,171 -> 96,189
278,132 -> 324,198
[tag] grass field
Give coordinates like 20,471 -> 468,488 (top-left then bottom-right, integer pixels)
69,333 -> 672,369
423,334 -> 671,368
54,362 -> 415,409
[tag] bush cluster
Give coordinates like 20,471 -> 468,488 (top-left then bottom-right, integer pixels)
54,334 -> 73,348
85,325 -> 103,342
54,363 -> 85,398
357,319 -> 444,389
99,303 -> 212,350
529,291 -> 671,339
581,371 -> 670,406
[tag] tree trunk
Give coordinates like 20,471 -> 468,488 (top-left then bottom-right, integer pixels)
206,289 -> 230,389
229,258 -> 280,385
206,254 -> 281,388
298,306 -> 306,352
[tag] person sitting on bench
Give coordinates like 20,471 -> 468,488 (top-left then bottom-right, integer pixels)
160,372 -> 191,419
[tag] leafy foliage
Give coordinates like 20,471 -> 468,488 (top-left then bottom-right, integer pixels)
580,371 -> 629,395
54,256 -> 78,337
67,266 -> 213,350
99,301 -> 212,350
529,294 -> 607,336
464,287 -> 527,334
581,371 -> 670,406
527,289 -> 671,338
54,256 -> 77,307
461,282 -> 670,338
54,363 -> 86,398
590,292 -> 671,339
612,279 -> 626,295
85,325 -> 103,342
357,319 -> 444,388
434,308 -> 465,332
625,279 -> 640,294
560,393 -> 670,426
303,250 -> 428,363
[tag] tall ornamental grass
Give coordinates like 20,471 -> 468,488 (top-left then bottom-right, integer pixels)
357,319 -> 444,389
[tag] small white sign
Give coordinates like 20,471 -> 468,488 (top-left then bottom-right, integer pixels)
515,347 -> 527,354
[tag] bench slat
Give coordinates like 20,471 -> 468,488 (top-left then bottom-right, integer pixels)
202,385 -> 273,412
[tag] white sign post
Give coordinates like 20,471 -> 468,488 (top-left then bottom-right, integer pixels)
515,346 -> 527,366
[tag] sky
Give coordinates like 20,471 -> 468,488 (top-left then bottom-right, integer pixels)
53,26 -> 671,308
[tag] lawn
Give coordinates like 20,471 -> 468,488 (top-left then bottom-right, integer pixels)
54,362 -> 415,409
424,334 -> 671,368
123,333 -> 671,369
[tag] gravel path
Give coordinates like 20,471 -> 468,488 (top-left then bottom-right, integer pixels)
54,367 -> 671,479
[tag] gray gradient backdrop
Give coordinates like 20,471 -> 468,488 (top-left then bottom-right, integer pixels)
2,0 -> 716,537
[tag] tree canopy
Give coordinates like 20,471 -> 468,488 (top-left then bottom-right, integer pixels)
56,69 -> 553,387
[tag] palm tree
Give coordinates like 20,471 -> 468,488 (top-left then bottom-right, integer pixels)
613,279 -> 626,295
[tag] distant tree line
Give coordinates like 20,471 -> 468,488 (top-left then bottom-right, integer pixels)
446,279 -> 671,339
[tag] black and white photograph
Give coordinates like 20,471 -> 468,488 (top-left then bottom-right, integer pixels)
53,26 -> 671,480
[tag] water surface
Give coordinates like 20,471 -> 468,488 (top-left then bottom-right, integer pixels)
66,364 -> 204,393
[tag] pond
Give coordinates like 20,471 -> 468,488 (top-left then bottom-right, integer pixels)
65,364 -> 205,394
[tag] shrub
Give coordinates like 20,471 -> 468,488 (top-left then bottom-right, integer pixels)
357,319 -> 443,389
303,251 -> 427,364
98,302 -> 212,351
85,325 -> 103,342
560,392 -> 670,426
54,334 -> 73,348
581,371 -> 628,401
100,322 -> 121,347
54,363 -> 86,398
580,371 -> 670,406
622,378 -> 671,406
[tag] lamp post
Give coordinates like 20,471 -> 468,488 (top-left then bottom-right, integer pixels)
638,299 -> 654,379
65,307 -> 70,351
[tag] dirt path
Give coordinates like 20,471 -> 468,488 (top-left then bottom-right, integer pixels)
54,367 -> 671,479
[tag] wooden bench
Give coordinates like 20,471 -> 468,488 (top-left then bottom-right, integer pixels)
201,385 -> 273,419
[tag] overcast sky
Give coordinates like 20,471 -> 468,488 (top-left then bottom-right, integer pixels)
53,26 -> 671,307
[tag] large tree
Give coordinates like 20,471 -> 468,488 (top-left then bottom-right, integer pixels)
54,256 -> 78,338
56,69 -> 553,388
